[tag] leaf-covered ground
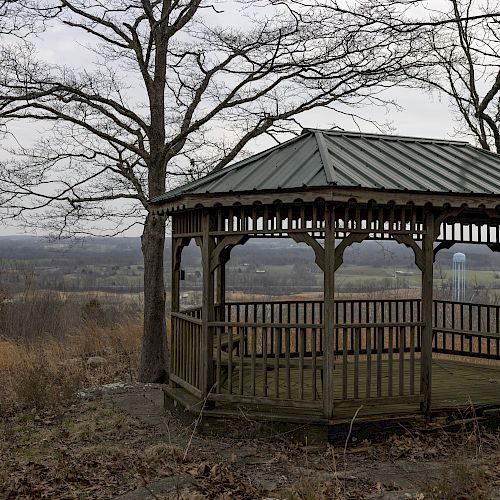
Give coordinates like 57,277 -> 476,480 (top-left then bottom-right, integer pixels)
2,385 -> 500,499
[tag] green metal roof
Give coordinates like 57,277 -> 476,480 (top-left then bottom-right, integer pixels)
154,129 -> 500,203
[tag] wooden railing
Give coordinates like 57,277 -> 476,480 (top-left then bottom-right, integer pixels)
211,321 -> 323,407
433,300 -> 500,334
335,323 -> 421,404
225,298 -> 500,359
433,300 -> 500,360
171,310 -> 203,397
208,316 -> 422,408
170,298 -> 500,410
181,304 -> 203,319
225,299 -> 420,325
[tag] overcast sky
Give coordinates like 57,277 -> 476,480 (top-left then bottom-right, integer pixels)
0,7 -> 462,237
0,87 -> 458,237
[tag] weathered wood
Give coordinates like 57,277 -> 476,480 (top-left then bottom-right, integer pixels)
215,253 -> 226,322
420,211 -> 434,417
201,210 -> 216,398
170,237 -> 191,388
299,328 -> 305,400
169,373 -> 202,398
289,232 -> 325,270
366,327 -> 372,398
171,311 -> 203,325
334,232 -> 369,271
210,234 -> 249,272
333,394 -> 423,408
285,327 -> 291,399
209,392 -> 323,409
377,327 -> 383,398
388,327 -> 393,397
354,328 -> 360,399
323,203 -> 336,419
342,328 -> 348,399
393,233 -> 424,271
410,326 -> 416,395
158,186 -> 500,214
262,327 -> 268,397
399,327 -> 404,396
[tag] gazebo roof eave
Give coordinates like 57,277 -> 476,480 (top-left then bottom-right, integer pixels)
151,184 -> 500,215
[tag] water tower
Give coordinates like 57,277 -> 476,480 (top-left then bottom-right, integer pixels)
452,252 -> 466,301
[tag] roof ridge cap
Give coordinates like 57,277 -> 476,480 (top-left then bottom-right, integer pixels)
314,131 -> 335,184
307,128 -> 469,145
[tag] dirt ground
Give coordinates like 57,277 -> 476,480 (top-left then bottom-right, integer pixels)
2,384 -> 500,499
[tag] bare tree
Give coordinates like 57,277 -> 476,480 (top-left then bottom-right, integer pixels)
406,0 -> 500,151
0,0 -> 427,382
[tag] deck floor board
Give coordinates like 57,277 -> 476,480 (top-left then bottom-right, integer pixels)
217,358 -> 500,419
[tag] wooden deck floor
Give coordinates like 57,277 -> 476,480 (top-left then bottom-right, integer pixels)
217,358 -> 500,420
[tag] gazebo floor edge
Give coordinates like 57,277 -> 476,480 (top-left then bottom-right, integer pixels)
163,385 -> 500,443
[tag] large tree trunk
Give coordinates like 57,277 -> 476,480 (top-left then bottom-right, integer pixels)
139,19 -> 169,382
138,213 -> 168,382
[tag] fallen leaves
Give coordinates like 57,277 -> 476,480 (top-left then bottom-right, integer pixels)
3,394 -> 500,500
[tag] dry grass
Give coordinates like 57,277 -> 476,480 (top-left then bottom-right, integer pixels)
421,461 -> 493,500
281,479 -> 346,500
225,288 -> 421,303
0,317 -> 146,415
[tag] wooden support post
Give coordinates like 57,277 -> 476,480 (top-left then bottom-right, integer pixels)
215,249 -> 227,322
171,238 -> 182,314
420,211 -> 434,419
170,236 -> 183,389
323,203 -> 336,419
201,210 -> 216,399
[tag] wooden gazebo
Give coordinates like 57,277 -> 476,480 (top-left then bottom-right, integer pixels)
153,129 -> 500,426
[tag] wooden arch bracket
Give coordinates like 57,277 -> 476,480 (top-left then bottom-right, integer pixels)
210,234 -> 249,272
172,237 -> 191,271
290,231 -> 370,272
487,243 -> 500,252
290,233 -> 325,271
433,240 -> 454,262
334,233 -> 369,271
393,234 -> 424,271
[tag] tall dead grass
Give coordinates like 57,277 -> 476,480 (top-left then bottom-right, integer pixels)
0,316 -> 146,415
0,289 -> 142,341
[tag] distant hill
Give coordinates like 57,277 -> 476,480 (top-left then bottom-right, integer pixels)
0,235 -> 496,269
0,236 -> 497,294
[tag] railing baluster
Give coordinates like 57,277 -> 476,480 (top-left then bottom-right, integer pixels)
342,327 -> 348,400
410,326 -> 415,395
274,327 -> 280,398
366,327 -> 372,399
399,326 -> 404,396
354,327 -> 360,399
239,326 -> 245,395
216,325 -> 222,393
285,327 -> 291,399
377,326 -> 383,397
228,325 -> 234,394
262,327 -> 267,397
299,328 -> 305,400
388,326 -> 393,397
250,326 -> 257,396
